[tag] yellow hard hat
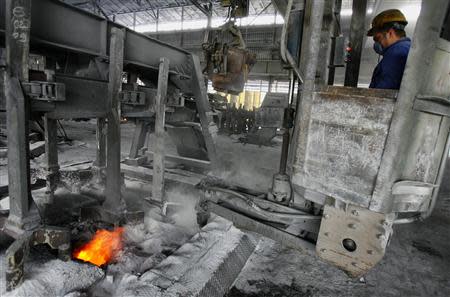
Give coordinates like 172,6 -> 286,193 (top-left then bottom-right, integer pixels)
367,9 -> 408,36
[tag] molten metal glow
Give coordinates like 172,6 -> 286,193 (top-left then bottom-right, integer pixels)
73,227 -> 124,266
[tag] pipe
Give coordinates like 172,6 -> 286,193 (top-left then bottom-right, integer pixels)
344,0 -> 368,87
394,215 -> 421,225
327,0 -> 342,85
292,0 -> 325,172
278,71 -> 295,175
279,129 -> 290,175
279,106 -> 295,175
206,186 -> 319,219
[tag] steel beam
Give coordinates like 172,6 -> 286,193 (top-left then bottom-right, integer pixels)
316,0 -> 334,85
291,0 -> 325,176
0,0 -> 192,77
328,0 -> 343,85
152,58 -> 170,204
344,0 -> 367,87
4,0 -> 40,236
43,114 -> 59,205
189,55 -> 218,166
206,202 -> 315,255
104,27 -> 125,213
94,118 -> 106,168
48,75 -> 108,119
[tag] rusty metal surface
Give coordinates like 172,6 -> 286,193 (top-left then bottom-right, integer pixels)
6,226 -> 71,291
316,203 -> 395,278
31,226 -> 71,261
5,233 -> 31,291
206,46 -> 256,95
292,86 -> 397,207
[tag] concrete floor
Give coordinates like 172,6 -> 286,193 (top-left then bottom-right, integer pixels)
1,120 -> 449,296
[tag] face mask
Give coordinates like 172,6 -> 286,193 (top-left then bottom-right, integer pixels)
373,42 -> 384,55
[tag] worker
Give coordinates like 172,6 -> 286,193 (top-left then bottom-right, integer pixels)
367,9 -> 411,90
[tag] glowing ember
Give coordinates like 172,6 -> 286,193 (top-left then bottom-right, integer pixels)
73,227 -> 124,266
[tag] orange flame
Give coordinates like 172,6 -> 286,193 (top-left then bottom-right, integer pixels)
73,227 -> 124,266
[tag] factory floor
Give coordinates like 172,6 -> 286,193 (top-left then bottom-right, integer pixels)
0,120 -> 449,296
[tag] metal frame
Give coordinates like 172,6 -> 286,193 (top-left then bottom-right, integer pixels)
1,0 -> 218,235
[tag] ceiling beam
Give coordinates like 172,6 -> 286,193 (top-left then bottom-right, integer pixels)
90,0 -> 111,20
190,0 -> 210,16
145,0 -> 158,20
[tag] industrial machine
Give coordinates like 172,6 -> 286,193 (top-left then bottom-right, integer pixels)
198,0 -> 450,277
203,21 -> 256,95
0,0 -> 218,289
0,0 -> 449,290
203,0 -> 256,95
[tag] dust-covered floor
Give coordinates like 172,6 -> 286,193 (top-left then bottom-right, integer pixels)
1,120 -> 450,296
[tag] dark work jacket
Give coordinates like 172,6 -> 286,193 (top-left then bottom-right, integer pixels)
369,38 -> 411,90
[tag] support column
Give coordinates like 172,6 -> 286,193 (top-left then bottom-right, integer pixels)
152,58 -> 170,204
104,28 -> 125,213
4,0 -> 40,236
292,0 -> 325,173
328,0 -> 343,86
203,4 -> 213,44
43,114 -> 59,205
94,118 -> 107,168
190,55 -> 218,166
316,0 -> 335,85
344,0 -> 368,87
